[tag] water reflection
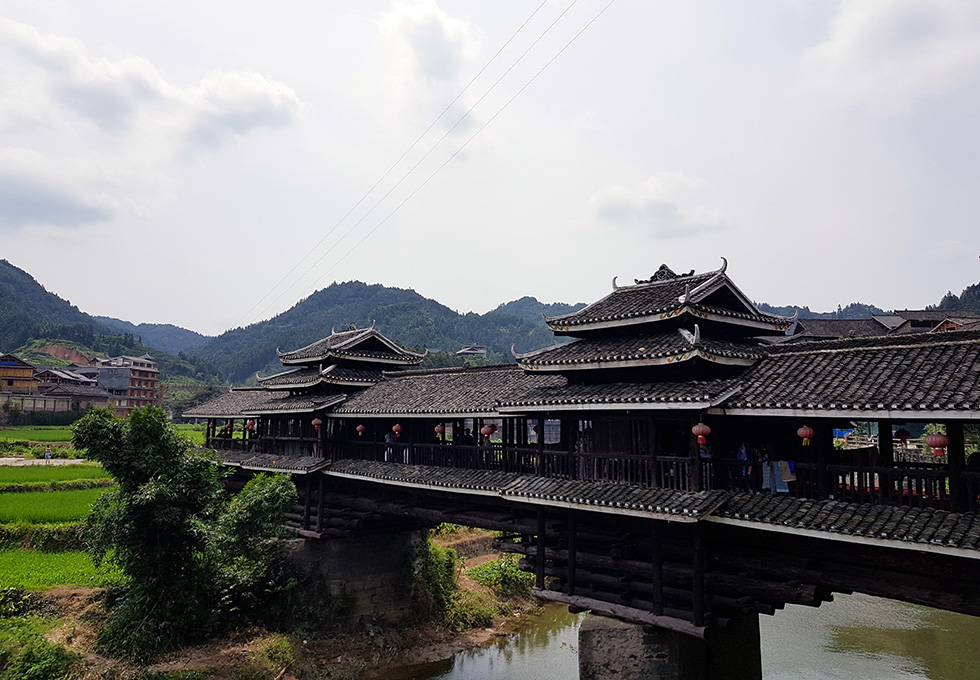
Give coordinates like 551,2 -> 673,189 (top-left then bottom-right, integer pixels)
761,593 -> 980,680
387,593 -> 980,680
388,603 -> 582,680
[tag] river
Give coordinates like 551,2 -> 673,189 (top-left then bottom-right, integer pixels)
388,595 -> 980,679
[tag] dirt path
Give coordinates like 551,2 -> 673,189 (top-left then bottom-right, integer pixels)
0,457 -> 87,466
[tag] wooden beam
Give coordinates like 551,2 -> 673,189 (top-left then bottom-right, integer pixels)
533,588 -> 707,639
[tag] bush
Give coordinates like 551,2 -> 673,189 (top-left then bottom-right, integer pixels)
467,554 -> 534,598
0,616 -> 80,680
411,540 -> 459,622
0,523 -> 84,551
446,589 -> 498,631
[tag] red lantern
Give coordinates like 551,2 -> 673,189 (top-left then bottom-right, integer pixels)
691,422 -> 711,446
924,433 -> 949,457
393,424 -> 403,438
356,424 -> 366,437
480,425 -> 492,440
895,428 -> 911,444
797,425 -> 815,446
434,424 -> 445,440
312,418 -> 322,431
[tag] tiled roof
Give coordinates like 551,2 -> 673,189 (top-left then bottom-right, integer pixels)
259,367 -> 322,388
789,318 -> 889,341
892,309 -> 980,323
498,378 -> 738,410
334,364 -> 564,415
516,329 -> 763,369
218,452 -> 328,474
724,330 -> 980,414
39,384 -> 112,398
279,327 -> 424,364
324,459 -> 725,521
712,494 -> 980,552
184,388 -> 343,417
500,476 -> 727,519
184,388 -> 276,418
322,365 -> 384,385
544,262 -> 793,333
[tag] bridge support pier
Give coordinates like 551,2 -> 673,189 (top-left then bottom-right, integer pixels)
578,614 -> 761,680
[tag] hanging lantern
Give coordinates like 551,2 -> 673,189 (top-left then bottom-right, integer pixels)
434,424 -> 445,440
312,417 -> 322,431
895,428 -> 911,444
481,425 -> 492,440
489,423 -> 498,433
245,419 -> 255,431
691,422 -> 711,445
356,424 -> 366,437
924,433 -> 949,457
797,425 -> 815,446
393,424 -> 403,438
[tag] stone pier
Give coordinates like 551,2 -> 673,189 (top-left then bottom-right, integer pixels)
578,614 -> 761,680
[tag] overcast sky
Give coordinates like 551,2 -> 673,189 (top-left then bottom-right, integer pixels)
2,1 -> 979,336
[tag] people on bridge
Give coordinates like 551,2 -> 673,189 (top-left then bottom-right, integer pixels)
457,428 -> 475,446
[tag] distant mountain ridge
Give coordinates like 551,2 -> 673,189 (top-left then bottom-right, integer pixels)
94,316 -> 210,354
755,301 -> 888,319
185,282 -> 588,383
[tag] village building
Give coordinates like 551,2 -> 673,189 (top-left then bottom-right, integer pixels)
0,353 -> 38,393
188,259 -> 980,513
71,354 -> 161,417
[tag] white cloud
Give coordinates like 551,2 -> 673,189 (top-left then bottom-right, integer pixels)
589,172 -> 729,239
801,0 -> 980,112
0,16 -> 301,229
378,0 -> 480,83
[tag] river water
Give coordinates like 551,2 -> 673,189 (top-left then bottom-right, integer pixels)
389,595 -> 980,679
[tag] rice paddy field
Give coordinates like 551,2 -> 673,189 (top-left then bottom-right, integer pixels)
0,464 -> 109,485
0,426 -> 74,443
0,460 -> 121,591
0,549 -> 121,589
0,487 -> 109,524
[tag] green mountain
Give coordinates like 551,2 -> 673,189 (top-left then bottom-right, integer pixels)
94,316 -> 210,354
187,282 -> 587,383
0,259 -> 102,350
0,259 -> 218,382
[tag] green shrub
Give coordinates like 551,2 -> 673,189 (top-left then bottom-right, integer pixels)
412,540 -> 459,622
0,479 -> 115,494
0,616 -> 80,680
467,554 -> 534,597
446,589 -> 498,631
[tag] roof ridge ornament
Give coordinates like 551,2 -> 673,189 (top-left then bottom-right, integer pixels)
716,256 -> 728,274
612,276 -> 619,290
679,283 -> 692,304
678,325 -> 701,346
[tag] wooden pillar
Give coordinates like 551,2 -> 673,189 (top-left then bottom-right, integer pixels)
816,422 -> 832,500
536,417 -> 546,477
948,422 -> 967,512
689,415 -> 702,492
651,525 -> 664,616
315,475 -> 324,533
692,526 -> 705,627
302,475 -> 312,530
877,419 -> 894,467
536,510 -> 547,590
567,513 -> 577,596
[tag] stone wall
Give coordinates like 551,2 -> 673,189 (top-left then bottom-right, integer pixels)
286,530 -> 425,626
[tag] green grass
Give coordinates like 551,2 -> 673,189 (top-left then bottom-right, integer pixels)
0,616 -> 81,679
0,465 -> 107,485
0,549 -> 122,589
0,427 -> 74,443
0,488 -> 108,524
173,423 -> 206,446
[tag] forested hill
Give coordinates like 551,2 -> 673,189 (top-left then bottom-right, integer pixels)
94,316 -> 210,354
933,282 -> 980,313
755,301 -> 888,319
0,258 -> 105,350
186,281 -> 586,384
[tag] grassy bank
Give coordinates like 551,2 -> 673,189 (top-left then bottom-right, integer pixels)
0,549 -> 122,589
0,487 -> 109,523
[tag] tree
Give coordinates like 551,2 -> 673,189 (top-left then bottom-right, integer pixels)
73,407 -> 295,663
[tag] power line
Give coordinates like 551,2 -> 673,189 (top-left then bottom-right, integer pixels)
298,0 -> 620,297
245,0 -> 585,325
233,0 -> 551,329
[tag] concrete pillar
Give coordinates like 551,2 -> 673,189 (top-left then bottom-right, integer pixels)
579,614 -> 761,680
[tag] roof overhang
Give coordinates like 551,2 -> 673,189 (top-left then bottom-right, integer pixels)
710,406 -> 980,421
548,304 -> 791,334
519,349 -> 757,373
